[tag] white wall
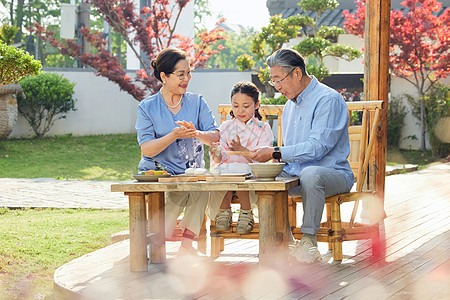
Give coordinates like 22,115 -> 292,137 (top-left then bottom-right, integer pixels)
286,34 -> 365,74
9,68 -> 448,151
335,34 -> 364,73
9,69 -> 251,138
390,76 -> 450,150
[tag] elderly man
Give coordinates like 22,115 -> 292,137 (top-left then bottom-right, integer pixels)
250,48 -> 354,263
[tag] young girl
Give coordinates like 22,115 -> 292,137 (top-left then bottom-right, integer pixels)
209,82 -> 274,234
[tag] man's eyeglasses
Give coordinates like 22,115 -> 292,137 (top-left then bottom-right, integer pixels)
170,70 -> 194,80
268,67 -> 296,86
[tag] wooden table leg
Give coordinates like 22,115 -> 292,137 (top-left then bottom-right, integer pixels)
256,191 -> 277,264
127,192 -> 148,272
275,191 -> 289,261
148,192 -> 166,263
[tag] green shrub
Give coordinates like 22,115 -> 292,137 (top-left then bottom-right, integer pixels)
235,54 -> 255,71
0,24 -> 19,45
423,84 -> 449,158
44,53 -> 77,68
387,95 -> 407,147
261,95 -> 288,105
18,72 -> 77,137
0,42 -> 41,86
406,83 -> 450,158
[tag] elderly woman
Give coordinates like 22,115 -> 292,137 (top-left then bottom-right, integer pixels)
136,48 -> 219,255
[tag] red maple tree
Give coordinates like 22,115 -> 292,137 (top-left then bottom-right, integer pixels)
34,0 -> 226,101
343,0 -> 449,151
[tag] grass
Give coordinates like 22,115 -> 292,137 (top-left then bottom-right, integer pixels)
0,207 -> 128,300
0,133 -> 433,181
386,147 -> 434,169
0,133 -> 211,180
0,133 -> 142,181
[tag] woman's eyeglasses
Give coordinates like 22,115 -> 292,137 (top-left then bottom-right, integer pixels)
171,70 -> 194,80
268,67 -> 296,86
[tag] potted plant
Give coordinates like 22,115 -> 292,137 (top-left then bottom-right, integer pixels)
0,27 -> 42,139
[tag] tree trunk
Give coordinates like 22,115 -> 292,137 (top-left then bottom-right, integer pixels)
9,0 -> 15,25
14,0 -> 25,43
420,97 -> 426,151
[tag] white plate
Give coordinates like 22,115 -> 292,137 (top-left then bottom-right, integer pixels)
132,174 -> 171,182
219,172 -> 252,177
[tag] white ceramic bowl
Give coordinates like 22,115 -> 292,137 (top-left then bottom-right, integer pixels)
249,163 -> 285,181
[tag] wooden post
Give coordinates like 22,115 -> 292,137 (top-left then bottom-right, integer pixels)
148,192 -> 166,264
127,192 -> 148,272
277,109 -> 283,146
330,200 -> 343,261
256,192 -> 277,264
364,0 -> 390,212
275,191 -> 289,261
326,203 -> 333,250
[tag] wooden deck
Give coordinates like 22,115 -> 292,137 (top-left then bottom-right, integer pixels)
54,163 -> 450,299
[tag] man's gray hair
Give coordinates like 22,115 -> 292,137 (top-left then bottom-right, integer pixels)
266,48 -> 307,75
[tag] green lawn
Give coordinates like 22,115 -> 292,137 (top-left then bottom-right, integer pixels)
0,208 -> 128,300
386,146 -> 434,168
0,133 -> 212,180
0,133 -> 140,181
0,133 -> 431,181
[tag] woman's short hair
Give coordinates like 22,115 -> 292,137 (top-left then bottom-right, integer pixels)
266,48 -> 307,75
150,48 -> 188,82
230,81 -> 263,120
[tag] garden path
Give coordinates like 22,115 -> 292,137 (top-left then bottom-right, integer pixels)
0,165 -> 416,209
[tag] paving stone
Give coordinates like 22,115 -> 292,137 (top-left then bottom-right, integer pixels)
0,178 -> 128,209
0,164 -> 433,210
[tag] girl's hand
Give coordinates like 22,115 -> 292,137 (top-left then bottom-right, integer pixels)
229,135 -> 245,151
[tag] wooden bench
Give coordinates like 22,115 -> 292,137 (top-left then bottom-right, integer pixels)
209,100 -> 384,260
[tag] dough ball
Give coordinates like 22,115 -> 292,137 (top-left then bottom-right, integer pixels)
193,168 -> 207,175
185,168 -> 195,175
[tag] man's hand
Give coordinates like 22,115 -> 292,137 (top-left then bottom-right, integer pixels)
250,146 -> 274,163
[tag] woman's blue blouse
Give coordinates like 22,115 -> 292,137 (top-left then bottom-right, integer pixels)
136,91 -> 217,174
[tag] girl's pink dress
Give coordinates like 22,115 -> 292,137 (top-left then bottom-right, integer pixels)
211,116 -> 274,169
208,116 -> 274,218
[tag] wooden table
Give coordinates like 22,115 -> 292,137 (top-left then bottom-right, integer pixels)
111,177 -> 299,271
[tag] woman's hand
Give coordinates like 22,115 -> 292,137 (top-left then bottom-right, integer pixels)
175,121 -> 220,146
173,121 -> 198,139
175,120 -> 196,131
141,121 -> 197,157
229,135 -> 247,152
